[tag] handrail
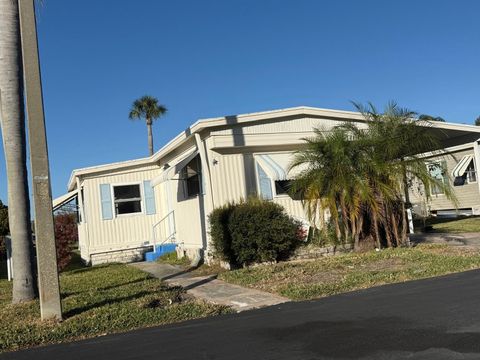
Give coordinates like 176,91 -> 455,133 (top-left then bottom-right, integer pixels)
152,210 -> 176,252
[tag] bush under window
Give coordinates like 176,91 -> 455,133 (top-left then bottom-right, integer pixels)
209,198 -> 303,266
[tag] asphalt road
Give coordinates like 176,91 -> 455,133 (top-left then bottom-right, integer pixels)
4,269 -> 480,360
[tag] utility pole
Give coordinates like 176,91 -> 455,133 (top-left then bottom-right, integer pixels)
18,0 -> 62,320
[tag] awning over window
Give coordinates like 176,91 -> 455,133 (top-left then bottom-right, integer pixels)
52,190 -> 78,211
452,154 -> 474,177
151,149 -> 198,187
254,153 -> 305,181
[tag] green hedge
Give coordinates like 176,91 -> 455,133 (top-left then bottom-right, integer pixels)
209,198 -> 302,266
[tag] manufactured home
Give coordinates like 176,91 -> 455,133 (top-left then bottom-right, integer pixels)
53,107 -> 480,265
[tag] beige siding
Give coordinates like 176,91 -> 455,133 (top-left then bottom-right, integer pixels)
82,165 -> 166,255
211,116 -> 367,136
173,196 -> 205,248
410,148 -> 480,211
209,153 -> 249,205
208,151 -> 308,221
159,147 -> 205,250
78,222 -> 88,259
273,196 -> 306,220
206,116 -> 352,223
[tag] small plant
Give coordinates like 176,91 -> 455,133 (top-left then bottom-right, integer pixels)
157,251 -> 190,266
0,236 -> 5,258
209,198 -> 302,266
209,203 -> 235,262
306,222 -> 340,247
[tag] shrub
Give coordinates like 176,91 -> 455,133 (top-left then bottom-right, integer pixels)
0,236 -> 5,258
209,198 -> 302,266
209,203 -> 235,262
54,213 -> 78,271
0,200 -> 8,237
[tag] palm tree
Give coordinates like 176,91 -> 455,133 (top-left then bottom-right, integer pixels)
128,95 -> 167,156
291,102 -> 456,250
0,0 -> 36,302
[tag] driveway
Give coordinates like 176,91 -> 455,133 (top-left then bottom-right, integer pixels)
3,269 -> 480,359
410,232 -> 480,247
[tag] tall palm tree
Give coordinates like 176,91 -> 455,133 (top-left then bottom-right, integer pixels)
0,0 -> 36,302
129,95 -> 167,156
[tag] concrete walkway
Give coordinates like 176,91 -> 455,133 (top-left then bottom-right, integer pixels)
130,261 -> 288,312
410,232 -> 480,246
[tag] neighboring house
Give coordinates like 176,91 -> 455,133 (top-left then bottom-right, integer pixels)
410,141 -> 480,216
53,106 -> 480,265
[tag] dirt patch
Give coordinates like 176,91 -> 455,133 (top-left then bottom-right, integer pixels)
308,271 -> 344,284
360,258 -> 406,272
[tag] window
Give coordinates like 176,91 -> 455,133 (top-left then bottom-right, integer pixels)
275,180 -> 291,196
256,162 -> 273,200
466,161 -> 477,183
427,161 -> 447,195
453,158 -> 476,186
113,184 -> 142,215
183,156 -> 202,197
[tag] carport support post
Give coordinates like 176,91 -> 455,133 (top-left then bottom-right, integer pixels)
18,0 -> 62,320
474,140 -> 480,211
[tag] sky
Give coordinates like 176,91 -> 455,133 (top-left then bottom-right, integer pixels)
1,0 -> 480,203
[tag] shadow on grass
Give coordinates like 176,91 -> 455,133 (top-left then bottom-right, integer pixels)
64,289 -> 156,318
62,251 -> 87,272
160,265 -> 202,281
61,277 -> 150,299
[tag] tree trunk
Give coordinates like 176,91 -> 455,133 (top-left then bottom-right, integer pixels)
372,209 -> 381,249
383,205 -> 393,248
350,212 -> 357,249
147,119 -> 153,156
340,196 -> 350,242
333,216 -> 342,244
401,159 -> 411,207
401,201 -> 408,246
356,215 -> 364,246
0,0 -> 36,302
391,208 -> 400,247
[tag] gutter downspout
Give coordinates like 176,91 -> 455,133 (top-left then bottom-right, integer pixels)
76,177 -> 90,261
194,133 -> 215,256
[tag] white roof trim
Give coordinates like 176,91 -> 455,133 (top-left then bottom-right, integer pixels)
53,190 -> 78,211
452,155 -> 474,177
151,149 -> 199,187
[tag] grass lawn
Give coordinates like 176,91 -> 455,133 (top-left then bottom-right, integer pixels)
157,251 -> 191,266
219,244 -> 480,301
0,263 -> 232,353
423,216 -> 480,233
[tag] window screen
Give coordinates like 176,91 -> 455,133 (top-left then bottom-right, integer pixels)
183,157 -> 201,197
274,180 -> 291,195
113,184 -> 142,215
